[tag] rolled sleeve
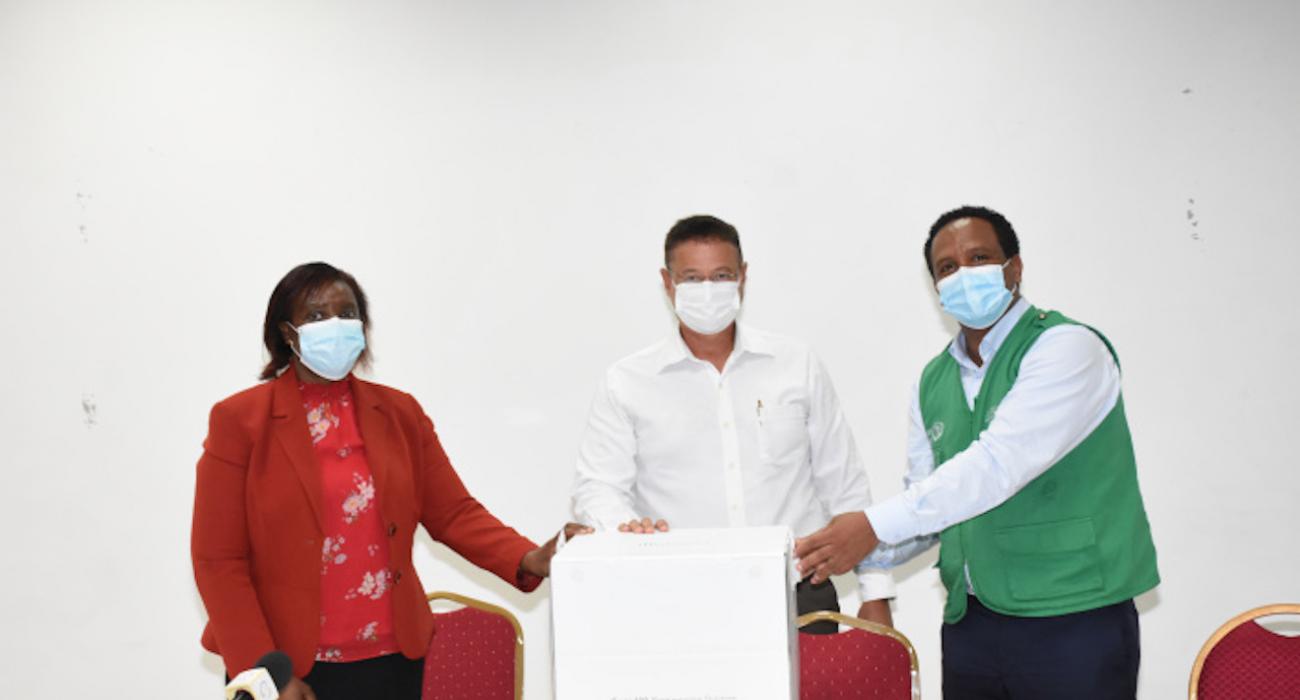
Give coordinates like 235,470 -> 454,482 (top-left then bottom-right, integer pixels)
855,566 -> 896,601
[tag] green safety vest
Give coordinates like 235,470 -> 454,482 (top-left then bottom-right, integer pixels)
919,307 -> 1159,623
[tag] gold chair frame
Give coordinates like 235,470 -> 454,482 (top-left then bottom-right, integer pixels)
426,591 -> 525,700
797,611 -> 921,700
1188,603 -> 1300,700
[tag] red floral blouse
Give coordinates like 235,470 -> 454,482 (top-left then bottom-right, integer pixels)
299,380 -> 398,663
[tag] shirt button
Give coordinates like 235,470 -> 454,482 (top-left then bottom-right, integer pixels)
393,570 -> 403,584
728,462 -> 737,470
388,523 -> 398,537
722,421 -> 732,428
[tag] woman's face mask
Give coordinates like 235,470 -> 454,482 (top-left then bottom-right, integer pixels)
291,317 -> 366,381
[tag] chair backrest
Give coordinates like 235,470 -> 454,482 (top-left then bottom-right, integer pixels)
1189,603 -> 1300,700
423,591 -> 524,700
797,611 -> 919,700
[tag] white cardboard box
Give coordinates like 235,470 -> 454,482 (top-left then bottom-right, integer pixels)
551,526 -> 798,700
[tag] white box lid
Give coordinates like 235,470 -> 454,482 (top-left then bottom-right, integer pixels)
555,525 -> 793,561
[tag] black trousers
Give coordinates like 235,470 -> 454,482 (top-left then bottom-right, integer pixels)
304,653 -> 424,700
942,596 -> 1140,700
795,578 -> 841,635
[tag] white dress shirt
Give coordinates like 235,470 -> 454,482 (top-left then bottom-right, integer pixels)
572,323 -> 895,601
864,298 -> 1122,569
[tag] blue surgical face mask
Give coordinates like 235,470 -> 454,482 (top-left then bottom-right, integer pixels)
291,317 -> 365,381
936,262 -> 1015,330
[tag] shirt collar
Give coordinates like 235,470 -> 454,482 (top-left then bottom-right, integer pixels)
655,322 -> 772,373
949,296 -> 1031,371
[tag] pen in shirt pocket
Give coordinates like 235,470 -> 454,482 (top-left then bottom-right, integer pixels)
756,399 -> 764,424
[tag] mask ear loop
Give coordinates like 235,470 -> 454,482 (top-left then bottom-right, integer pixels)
285,324 -> 304,361
289,323 -> 306,359
1006,274 -> 1019,297
1000,259 -> 1020,297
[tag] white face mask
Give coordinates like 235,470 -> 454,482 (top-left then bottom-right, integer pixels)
673,280 -> 741,335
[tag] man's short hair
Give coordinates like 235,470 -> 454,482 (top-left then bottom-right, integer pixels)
664,215 -> 743,268
924,206 -> 1020,276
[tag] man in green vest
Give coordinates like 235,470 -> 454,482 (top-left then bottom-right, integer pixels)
794,206 -> 1159,698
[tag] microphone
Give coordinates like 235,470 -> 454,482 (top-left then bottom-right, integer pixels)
225,651 -> 293,700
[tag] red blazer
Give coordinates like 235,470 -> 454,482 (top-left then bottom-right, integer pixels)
191,368 -> 540,677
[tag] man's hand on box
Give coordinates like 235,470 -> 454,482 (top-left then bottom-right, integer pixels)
794,511 -> 879,584
856,599 -> 894,628
618,517 -> 670,534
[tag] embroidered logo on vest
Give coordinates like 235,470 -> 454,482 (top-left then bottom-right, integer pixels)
927,421 -> 945,444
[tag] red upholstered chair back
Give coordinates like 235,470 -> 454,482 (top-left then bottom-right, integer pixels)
423,591 -> 523,700
1190,603 -> 1300,700
797,611 -> 919,700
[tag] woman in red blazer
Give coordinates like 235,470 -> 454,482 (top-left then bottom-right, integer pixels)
192,262 -> 585,700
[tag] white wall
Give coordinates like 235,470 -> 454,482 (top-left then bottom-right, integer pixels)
3,1 -> 1298,696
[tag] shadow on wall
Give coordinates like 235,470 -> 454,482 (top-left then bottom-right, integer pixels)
1136,588 -> 1161,616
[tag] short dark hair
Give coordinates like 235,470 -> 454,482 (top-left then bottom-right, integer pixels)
664,215 -> 743,267
924,206 -> 1020,276
260,262 -> 371,381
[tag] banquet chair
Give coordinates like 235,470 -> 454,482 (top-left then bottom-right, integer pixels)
797,610 -> 919,700
422,591 -> 524,700
1189,603 -> 1300,699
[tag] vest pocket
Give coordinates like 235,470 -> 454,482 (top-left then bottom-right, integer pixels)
994,517 -> 1104,602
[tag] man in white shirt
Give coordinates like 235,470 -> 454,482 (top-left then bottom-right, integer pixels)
794,206 -> 1159,697
571,214 -> 895,628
